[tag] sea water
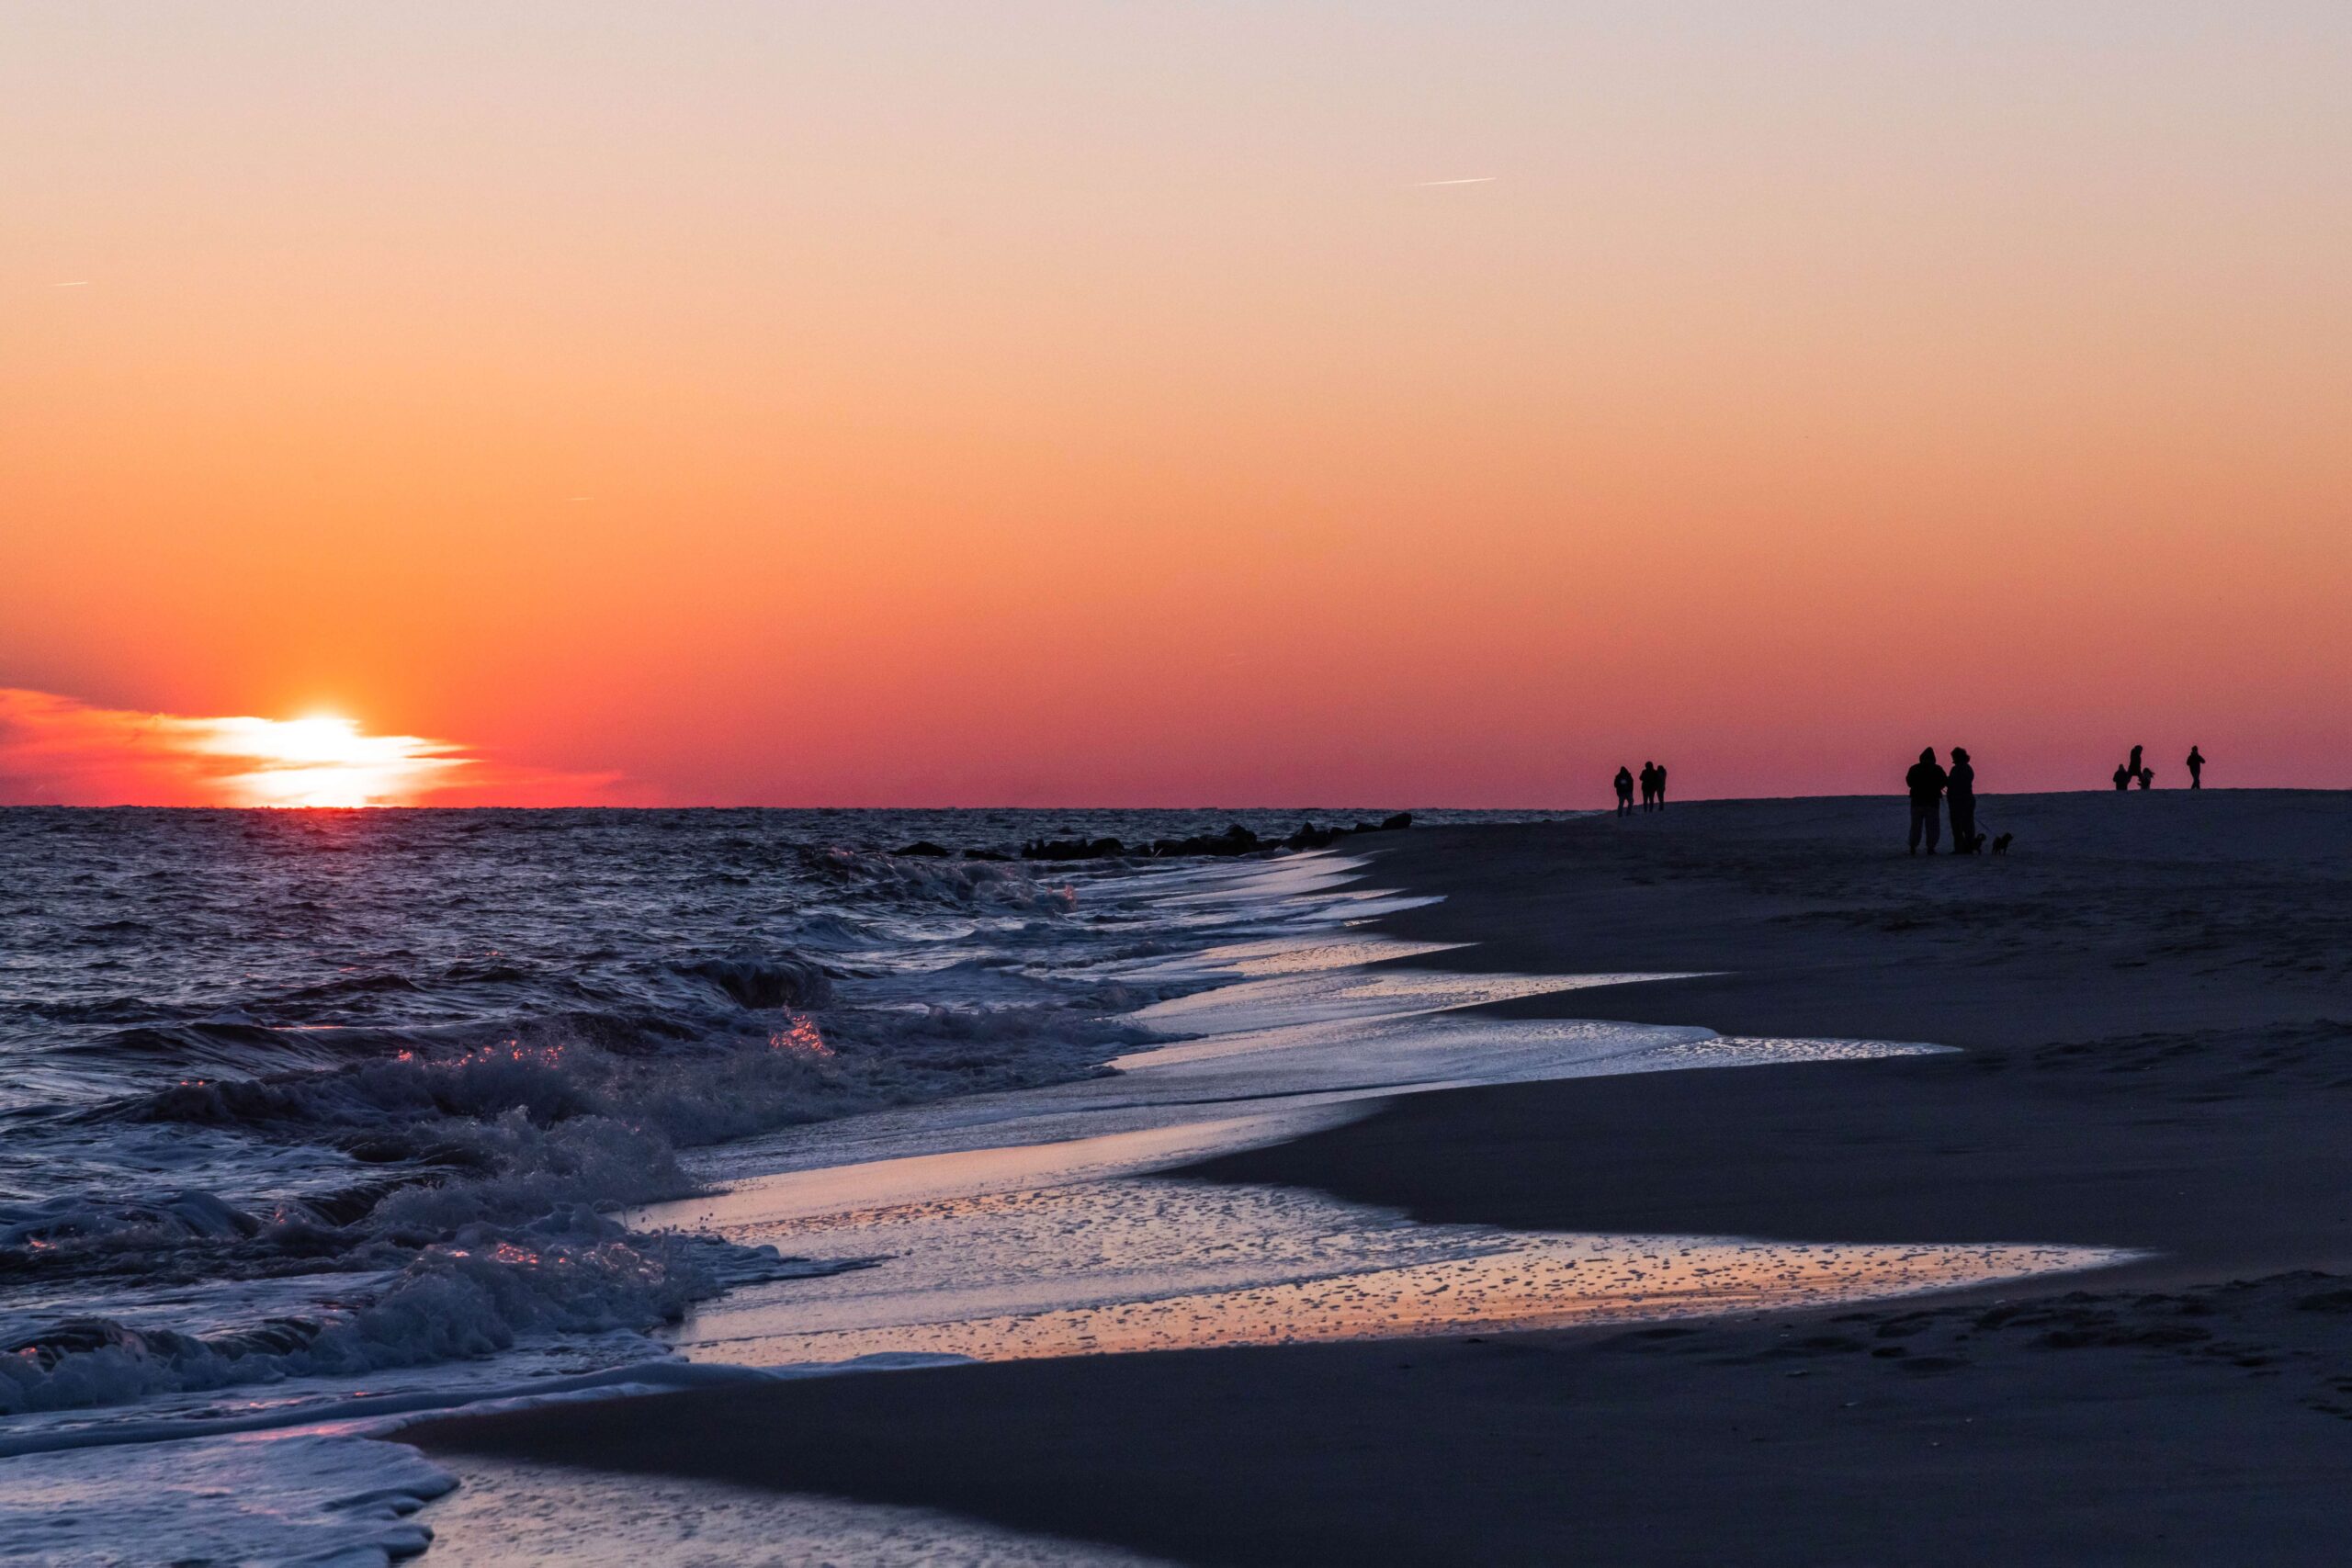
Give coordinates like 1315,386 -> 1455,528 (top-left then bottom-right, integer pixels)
0,808 -> 2120,1564
0,808 -> 1550,1427
0,807 -> 1551,1561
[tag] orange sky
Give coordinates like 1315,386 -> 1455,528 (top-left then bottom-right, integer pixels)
5,5 -> 2347,807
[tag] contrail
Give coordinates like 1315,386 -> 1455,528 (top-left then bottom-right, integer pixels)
51,280 -> 91,288
1411,176 -> 1497,186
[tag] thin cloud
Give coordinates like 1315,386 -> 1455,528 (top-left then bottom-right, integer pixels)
1411,176 -> 1498,187
0,688 -> 626,807
50,280 -> 92,288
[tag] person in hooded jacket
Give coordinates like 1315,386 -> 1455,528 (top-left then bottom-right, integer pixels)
1905,748 -> 1949,855
1946,747 -> 1977,849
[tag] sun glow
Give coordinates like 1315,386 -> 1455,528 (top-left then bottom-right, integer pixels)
177,712 -> 469,807
0,687 -> 625,807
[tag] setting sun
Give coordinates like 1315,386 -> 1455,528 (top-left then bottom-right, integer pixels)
0,688 -> 621,807
181,712 -> 466,807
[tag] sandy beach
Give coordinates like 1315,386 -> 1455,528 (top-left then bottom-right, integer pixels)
412,791 -> 2352,1564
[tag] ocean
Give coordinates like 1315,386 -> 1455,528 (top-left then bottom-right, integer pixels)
0,807 -> 1544,1439
0,805 -> 2137,1563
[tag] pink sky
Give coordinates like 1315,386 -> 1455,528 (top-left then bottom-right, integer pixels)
5,6 -> 2346,806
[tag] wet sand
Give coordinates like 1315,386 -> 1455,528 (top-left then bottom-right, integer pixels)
1195,790 -> 2352,1289
413,791 -> 2352,1564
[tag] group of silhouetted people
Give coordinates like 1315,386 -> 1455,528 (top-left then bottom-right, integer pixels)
1904,741 -> 2211,854
1600,742 -> 2211,843
1905,746 -> 1978,854
1612,761 -> 1668,816
2112,745 -> 2204,792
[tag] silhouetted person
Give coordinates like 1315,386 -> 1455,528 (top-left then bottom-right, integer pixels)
1654,762 -> 1668,809
1640,761 -> 1659,812
1614,765 -> 1635,817
2138,766 -> 2154,790
2129,743 -> 2144,784
1947,747 -> 1977,849
2113,762 -> 2132,792
1905,747 -> 1948,855
2187,746 -> 2204,789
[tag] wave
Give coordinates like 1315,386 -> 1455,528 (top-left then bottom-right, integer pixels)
804,846 -> 1079,913
0,966 -> 1150,1414
670,953 -> 833,1010
40,950 -> 840,1088
0,811 -> 1396,1436
61,1019 -> 356,1079
0,1211 -> 833,1415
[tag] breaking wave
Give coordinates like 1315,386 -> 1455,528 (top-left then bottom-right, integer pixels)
1,976 -> 1161,1415
804,845 -> 1080,913
0,807 -> 1534,1431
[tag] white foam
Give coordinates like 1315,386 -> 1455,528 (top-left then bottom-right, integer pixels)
0,1427 -> 457,1567
1125,963 -> 1704,1036
0,1355 -> 974,1564
675,1173 -> 2114,1366
634,931 -> 2116,1380
423,1451 -> 1172,1567
646,1072 -> 2120,1372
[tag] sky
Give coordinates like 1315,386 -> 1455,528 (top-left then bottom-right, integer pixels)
5,3 -> 2347,807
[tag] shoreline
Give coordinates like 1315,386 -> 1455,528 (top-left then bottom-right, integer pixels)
413,792 -> 2352,1564
1190,791 -> 2352,1292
